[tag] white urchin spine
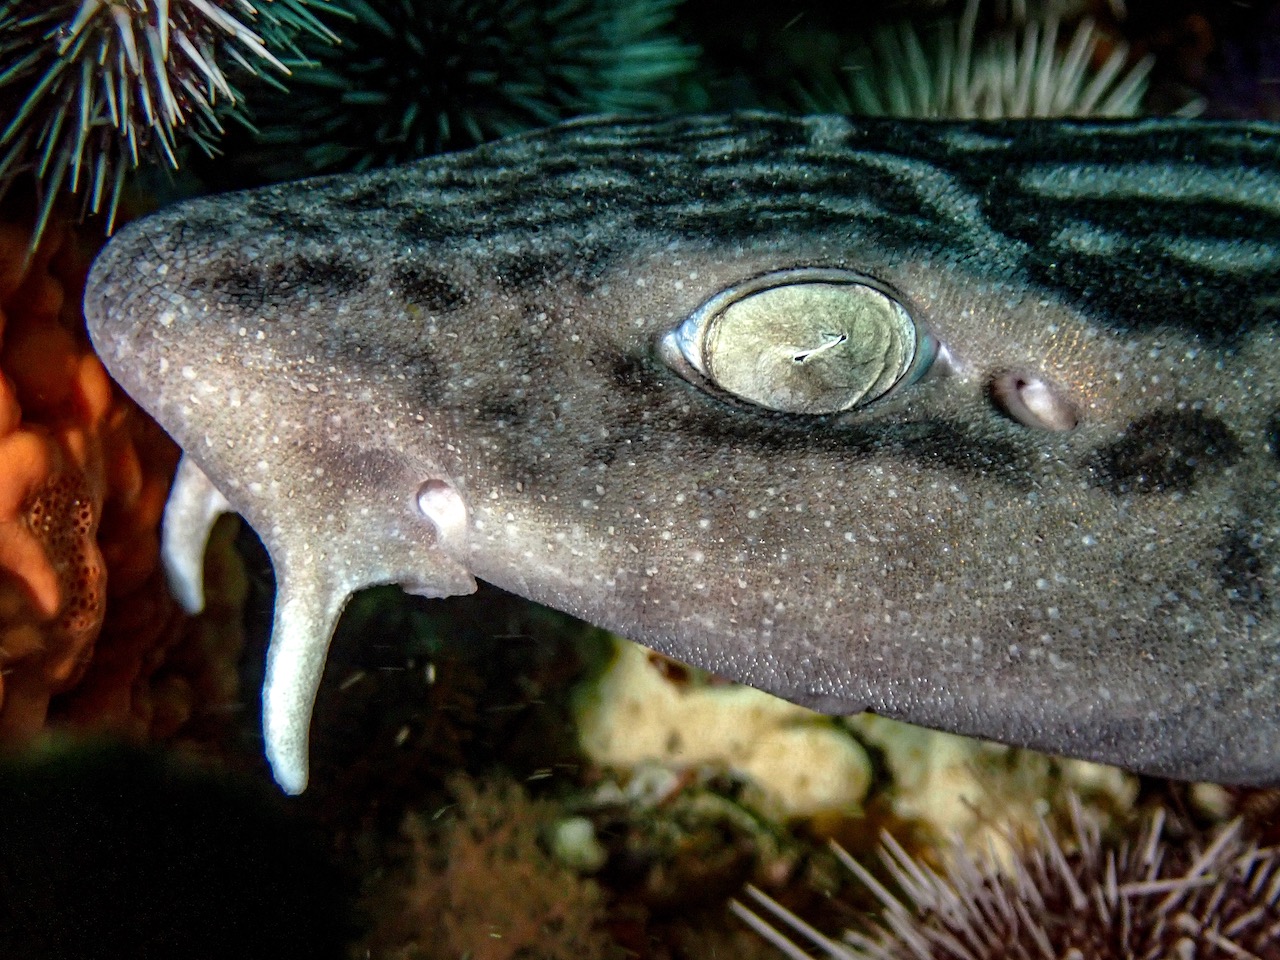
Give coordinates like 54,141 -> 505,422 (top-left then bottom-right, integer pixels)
0,0 -> 334,250
802,0 -> 1154,120
733,796 -> 1280,960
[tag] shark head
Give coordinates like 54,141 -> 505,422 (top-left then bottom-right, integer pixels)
85,114 -> 1280,793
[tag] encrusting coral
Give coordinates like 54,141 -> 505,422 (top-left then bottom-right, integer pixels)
576,637 -> 874,820
844,713 -> 1138,868
0,213 -> 245,743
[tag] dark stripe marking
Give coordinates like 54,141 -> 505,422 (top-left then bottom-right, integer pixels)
1088,410 -> 1243,495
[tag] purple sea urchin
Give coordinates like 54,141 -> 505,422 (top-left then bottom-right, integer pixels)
234,0 -> 698,180
0,0 -> 344,250
734,800 -> 1280,960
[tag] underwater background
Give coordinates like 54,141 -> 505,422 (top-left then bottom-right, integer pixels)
1,1 -> 1279,957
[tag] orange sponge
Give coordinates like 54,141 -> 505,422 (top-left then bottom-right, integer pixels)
0,218 -> 112,737
0,215 -> 245,744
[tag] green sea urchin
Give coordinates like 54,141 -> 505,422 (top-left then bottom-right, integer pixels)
0,0 -> 344,249
798,0 -> 1155,119
734,800 -> 1280,960
233,0 -> 699,181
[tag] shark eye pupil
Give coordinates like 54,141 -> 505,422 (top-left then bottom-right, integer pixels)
668,269 -> 929,415
793,331 -> 848,363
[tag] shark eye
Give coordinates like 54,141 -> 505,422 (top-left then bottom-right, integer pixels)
665,269 -> 936,415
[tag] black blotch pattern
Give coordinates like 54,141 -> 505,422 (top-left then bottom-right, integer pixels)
197,263 -> 257,300
254,206 -> 337,241
476,396 -> 529,427
277,257 -> 371,295
880,419 -> 1037,489
392,265 -> 467,311
492,250 -> 572,291
678,410 -> 1037,489
752,115 -> 813,151
477,195 -> 603,234
570,237 -> 623,284
190,115 -> 1280,344
397,210 -> 452,244
610,355 -> 667,397
1216,528 -> 1271,612
201,255 -> 372,309
1088,409 -> 1242,495
402,348 -> 447,406
337,181 -> 394,211
1267,411 -> 1280,462
585,440 -> 623,468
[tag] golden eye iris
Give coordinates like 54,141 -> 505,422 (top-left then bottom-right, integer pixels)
703,280 -> 916,414
668,269 -> 928,415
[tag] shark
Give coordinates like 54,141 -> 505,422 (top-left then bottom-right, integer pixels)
83,114 -> 1280,794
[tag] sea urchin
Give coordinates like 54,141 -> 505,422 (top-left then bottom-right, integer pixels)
234,0 -> 699,181
0,0 -> 343,250
734,799 -> 1280,960
798,0 -> 1156,120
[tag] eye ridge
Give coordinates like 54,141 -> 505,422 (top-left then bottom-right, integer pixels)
664,267 -> 936,415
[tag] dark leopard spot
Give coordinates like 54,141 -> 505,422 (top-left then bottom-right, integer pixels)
1088,409 -> 1242,495
396,210 -> 451,245
337,182 -> 394,211
391,266 -> 467,312
198,255 -> 370,309
610,355 -> 666,397
1216,528 -> 1271,612
492,250 -> 572,291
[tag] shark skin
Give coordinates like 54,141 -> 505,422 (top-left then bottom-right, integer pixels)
83,114 -> 1280,794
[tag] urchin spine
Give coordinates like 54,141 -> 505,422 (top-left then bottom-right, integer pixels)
0,0 -> 341,249
735,799 -> 1280,960
798,0 -> 1155,119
